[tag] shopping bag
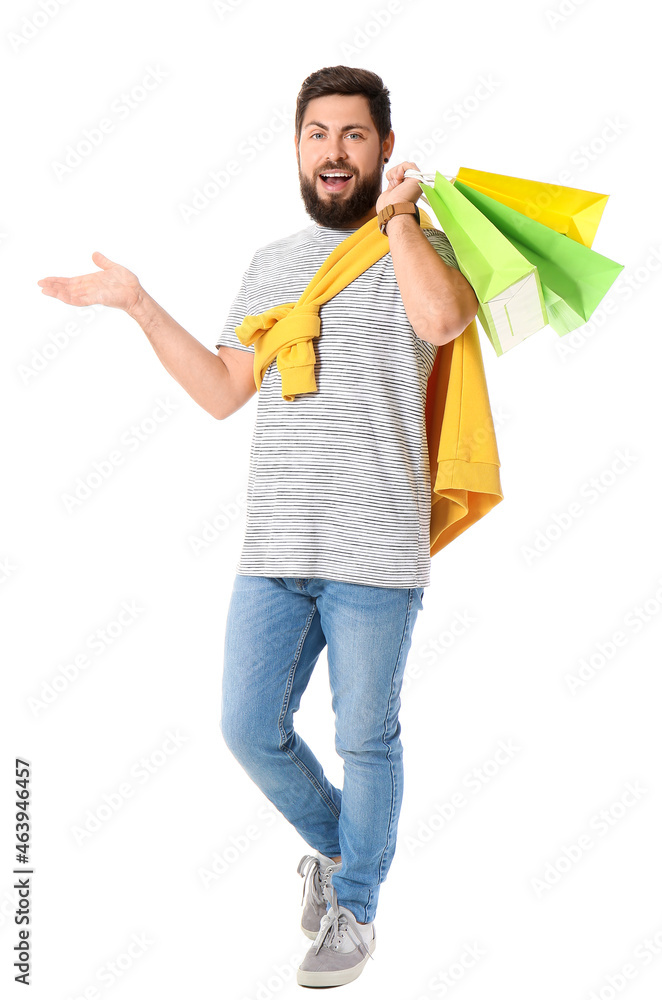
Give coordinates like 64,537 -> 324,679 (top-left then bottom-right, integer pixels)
452,180 -> 625,337
416,171 -> 548,356
454,167 -> 610,248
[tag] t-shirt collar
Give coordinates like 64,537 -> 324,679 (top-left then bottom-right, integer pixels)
311,221 -> 364,245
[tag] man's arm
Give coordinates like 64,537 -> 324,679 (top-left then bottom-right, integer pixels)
37,251 -> 239,420
127,289 -> 244,420
386,214 -> 479,346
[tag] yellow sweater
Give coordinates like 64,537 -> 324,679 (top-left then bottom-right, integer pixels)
235,210 -> 503,556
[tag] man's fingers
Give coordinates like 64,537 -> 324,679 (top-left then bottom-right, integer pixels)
92,251 -> 114,268
39,284 -> 71,302
37,274 -> 94,305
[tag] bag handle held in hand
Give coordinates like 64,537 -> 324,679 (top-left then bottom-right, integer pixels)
403,169 -> 456,213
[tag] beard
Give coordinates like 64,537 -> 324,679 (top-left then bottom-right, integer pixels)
298,156 -> 384,228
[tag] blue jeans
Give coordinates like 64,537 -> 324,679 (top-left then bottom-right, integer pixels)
220,575 -> 424,924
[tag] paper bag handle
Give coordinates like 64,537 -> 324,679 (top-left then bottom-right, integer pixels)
403,169 -> 456,215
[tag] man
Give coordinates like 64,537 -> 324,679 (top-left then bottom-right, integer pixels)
37,65 -> 478,989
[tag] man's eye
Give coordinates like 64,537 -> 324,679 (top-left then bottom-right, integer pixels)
310,132 -> 363,139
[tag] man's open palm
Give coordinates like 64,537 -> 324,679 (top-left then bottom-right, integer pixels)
37,252 -> 141,312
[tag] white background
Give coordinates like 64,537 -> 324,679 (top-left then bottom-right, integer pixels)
3,0 -> 661,998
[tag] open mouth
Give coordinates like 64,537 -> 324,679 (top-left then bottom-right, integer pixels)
319,172 -> 353,191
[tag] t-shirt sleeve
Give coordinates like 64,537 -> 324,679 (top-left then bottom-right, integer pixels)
423,227 -> 461,272
214,269 -> 255,353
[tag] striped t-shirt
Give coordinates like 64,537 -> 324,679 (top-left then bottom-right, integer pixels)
215,218 -> 460,588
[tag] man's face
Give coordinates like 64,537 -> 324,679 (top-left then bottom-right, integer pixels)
295,93 -> 393,229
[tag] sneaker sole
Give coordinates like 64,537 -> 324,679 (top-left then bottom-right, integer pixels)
296,935 -> 376,987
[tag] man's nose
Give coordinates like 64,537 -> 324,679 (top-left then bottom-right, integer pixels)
324,136 -> 349,163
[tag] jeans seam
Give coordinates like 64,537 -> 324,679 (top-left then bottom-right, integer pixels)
377,586 -> 414,885
277,602 -> 341,821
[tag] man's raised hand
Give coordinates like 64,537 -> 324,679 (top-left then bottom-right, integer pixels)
37,252 -> 141,312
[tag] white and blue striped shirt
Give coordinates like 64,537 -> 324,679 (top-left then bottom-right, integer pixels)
215,220 -> 460,588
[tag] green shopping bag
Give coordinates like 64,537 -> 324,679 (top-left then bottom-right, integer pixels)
453,180 -> 625,337
417,172 -> 548,356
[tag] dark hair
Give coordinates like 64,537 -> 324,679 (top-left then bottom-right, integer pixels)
295,65 -> 391,146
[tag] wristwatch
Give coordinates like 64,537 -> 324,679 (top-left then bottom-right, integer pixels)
377,201 -> 420,236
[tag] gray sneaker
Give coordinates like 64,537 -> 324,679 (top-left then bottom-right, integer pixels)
297,852 -> 341,940
297,883 -> 376,988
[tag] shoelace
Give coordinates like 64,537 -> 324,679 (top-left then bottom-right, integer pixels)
319,863 -> 339,902
312,902 -> 374,962
297,854 -> 330,907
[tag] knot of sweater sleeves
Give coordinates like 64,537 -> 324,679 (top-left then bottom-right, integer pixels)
232,214 -> 440,402
235,302 -> 322,400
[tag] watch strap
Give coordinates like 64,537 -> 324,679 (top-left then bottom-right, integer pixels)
378,201 -> 420,235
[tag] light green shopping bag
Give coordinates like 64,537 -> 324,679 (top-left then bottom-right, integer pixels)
416,171 -> 548,356
452,180 -> 625,337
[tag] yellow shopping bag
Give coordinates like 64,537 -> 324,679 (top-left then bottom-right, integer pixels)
455,167 -> 610,248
